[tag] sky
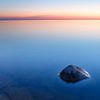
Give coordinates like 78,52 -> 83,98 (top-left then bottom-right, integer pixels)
0,0 -> 100,19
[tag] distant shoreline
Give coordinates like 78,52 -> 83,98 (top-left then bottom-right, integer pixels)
0,16 -> 100,20
0,19 -> 100,20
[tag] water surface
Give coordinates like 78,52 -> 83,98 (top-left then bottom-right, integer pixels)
0,20 -> 100,100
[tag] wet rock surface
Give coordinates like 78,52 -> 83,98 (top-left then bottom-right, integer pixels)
59,65 -> 91,83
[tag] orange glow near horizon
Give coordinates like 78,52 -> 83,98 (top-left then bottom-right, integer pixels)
1,1 -> 100,19
1,8 -> 100,19
1,20 -> 100,39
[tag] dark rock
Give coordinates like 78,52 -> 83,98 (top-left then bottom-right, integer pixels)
59,65 -> 90,83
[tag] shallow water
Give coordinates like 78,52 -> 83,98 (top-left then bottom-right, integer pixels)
0,20 -> 100,100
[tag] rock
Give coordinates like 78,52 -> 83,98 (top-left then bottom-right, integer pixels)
59,65 -> 90,83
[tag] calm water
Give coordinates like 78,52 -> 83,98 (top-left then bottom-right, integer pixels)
0,20 -> 100,100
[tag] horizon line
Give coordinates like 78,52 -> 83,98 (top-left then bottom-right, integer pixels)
1,15 -> 100,20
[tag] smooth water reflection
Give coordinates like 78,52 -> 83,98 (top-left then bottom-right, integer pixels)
0,20 -> 100,100
0,20 -> 100,39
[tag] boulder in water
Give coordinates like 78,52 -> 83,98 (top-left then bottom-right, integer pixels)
59,65 -> 90,83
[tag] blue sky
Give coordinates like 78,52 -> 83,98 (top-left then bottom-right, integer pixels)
0,0 -> 100,17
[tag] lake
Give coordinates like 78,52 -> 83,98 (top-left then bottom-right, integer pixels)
0,20 -> 100,100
